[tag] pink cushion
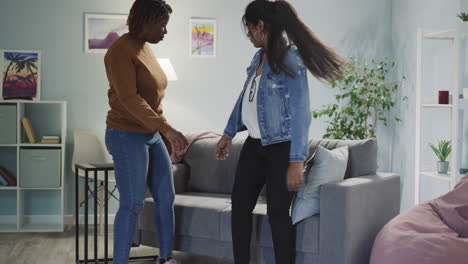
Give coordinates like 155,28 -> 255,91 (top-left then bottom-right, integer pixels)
370,175 -> 468,264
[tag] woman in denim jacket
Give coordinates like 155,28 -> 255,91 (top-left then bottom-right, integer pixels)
216,1 -> 344,263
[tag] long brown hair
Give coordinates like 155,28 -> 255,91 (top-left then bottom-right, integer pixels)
127,0 -> 172,35
242,0 -> 343,80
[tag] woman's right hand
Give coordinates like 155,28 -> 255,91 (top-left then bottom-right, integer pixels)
216,136 -> 232,160
163,127 -> 188,153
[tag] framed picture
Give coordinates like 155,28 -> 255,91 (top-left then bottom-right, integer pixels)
85,13 -> 128,53
1,50 -> 41,101
190,18 -> 216,58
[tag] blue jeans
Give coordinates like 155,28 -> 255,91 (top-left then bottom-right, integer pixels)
105,127 -> 175,264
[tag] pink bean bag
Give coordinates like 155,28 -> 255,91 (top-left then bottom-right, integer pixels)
370,175 -> 468,264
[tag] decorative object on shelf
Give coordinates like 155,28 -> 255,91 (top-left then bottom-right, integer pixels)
0,166 -> 16,186
438,90 -> 449,104
1,50 -> 41,101
20,117 -> 36,144
463,88 -> 468,99
457,12 -> 468,34
312,58 -> 406,140
190,18 -> 216,58
429,140 -> 452,174
84,13 -> 128,53
0,175 -> 7,186
457,12 -> 468,21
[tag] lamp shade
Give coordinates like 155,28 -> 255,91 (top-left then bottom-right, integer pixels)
157,58 -> 178,81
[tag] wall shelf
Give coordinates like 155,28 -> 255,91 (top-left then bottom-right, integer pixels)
421,104 -> 453,108
420,171 -> 453,182
415,26 -> 465,205
0,101 -> 67,232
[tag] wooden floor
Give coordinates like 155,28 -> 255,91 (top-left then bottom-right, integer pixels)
0,227 -> 233,264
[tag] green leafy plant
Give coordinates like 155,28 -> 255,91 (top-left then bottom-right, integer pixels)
312,59 -> 406,140
429,140 -> 452,162
457,12 -> 468,21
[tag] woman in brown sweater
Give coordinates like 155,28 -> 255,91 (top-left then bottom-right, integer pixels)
104,1 -> 187,263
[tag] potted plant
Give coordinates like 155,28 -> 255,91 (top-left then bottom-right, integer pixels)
456,12 -> 468,33
429,140 -> 452,174
312,58 -> 406,140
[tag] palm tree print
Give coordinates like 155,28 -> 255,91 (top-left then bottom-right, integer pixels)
14,57 -> 38,87
2,53 -> 26,89
2,51 -> 39,99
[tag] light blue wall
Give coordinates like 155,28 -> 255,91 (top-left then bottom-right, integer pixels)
0,0 -> 393,215
391,0 -> 467,210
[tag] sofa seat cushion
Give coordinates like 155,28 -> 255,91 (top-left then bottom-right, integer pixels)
253,203 -> 320,254
140,192 -> 232,241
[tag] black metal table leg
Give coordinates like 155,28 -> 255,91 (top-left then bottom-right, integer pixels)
84,170 -> 88,263
105,169 -> 109,264
75,165 -> 79,264
94,170 -> 98,262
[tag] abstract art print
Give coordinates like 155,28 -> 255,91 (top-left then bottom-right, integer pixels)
85,13 -> 128,53
1,50 -> 41,100
190,18 -> 216,58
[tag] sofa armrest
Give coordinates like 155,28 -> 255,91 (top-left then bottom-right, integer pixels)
318,173 -> 400,264
145,163 -> 190,198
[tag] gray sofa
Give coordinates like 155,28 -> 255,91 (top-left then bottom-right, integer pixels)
134,137 -> 400,264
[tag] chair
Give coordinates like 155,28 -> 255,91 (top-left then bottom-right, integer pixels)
67,131 -> 118,234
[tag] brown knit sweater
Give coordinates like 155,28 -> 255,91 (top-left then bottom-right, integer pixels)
104,33 -> 172,134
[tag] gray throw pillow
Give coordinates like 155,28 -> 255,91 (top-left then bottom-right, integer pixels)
291,145 -> 349,224
345,138 -> 378,178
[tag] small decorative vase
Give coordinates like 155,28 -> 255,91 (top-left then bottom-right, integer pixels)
458,21 -> 468,35
438,91 -> 449,104
437,161 -> 449,174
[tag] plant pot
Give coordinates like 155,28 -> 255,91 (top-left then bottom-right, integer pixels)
437,161 -> 449,174
458,21 -> 468,35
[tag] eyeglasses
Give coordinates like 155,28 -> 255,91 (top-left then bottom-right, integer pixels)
249,77 -> 257,102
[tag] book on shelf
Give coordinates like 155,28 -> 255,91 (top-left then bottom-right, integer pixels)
42,136 -> 60,140
0,166 -> 16,186
40,135 -> 61,144
40,139 -> 60,144
21,117 -> 36,144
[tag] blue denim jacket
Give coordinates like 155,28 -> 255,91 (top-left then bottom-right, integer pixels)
223,47 -> 311,162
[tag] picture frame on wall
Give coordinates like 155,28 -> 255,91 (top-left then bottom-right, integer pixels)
190,18 -> 216,58
1,50 -> 41,101
84,13 -> 128,53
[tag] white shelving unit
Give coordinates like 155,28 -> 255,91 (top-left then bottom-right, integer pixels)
414,25 -> 468,205
0,100 -> 67,232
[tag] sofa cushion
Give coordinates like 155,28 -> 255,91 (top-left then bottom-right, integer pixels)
184,137 -> 246,194
254,203 -> 320,254
140,192 -> 231,241
219,200 -> 267,242
292,145 -> 349,224
306,138 -> 378,178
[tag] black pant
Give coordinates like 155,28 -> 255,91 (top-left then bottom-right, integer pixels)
231,137 -> 295,264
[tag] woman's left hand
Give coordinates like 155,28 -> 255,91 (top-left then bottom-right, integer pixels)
287,162 -> 305,191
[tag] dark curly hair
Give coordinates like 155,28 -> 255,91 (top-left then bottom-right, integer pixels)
127,0 -> 172,35
243,0 -> 343,80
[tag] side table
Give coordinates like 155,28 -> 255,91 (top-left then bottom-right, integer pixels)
75,163 -> 158,263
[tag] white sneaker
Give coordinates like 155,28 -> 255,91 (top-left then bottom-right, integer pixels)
160,258 -> 179,264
